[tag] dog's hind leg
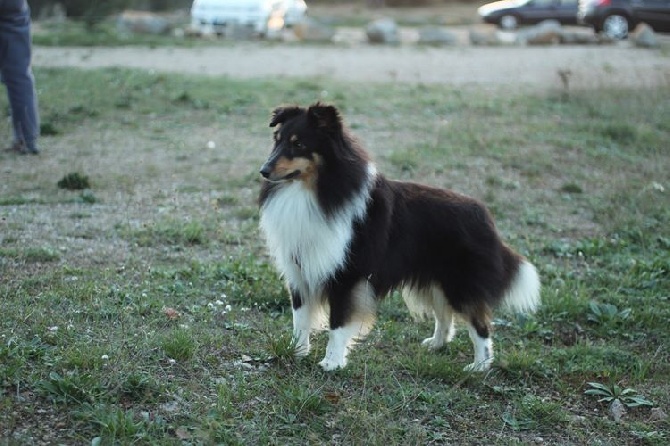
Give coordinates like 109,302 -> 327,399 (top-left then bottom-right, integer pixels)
463,305 -> 494,372
422,286 -> 456,350
319,280 -> 376,371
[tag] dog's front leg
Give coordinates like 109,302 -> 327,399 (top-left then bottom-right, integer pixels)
291,288 -> 312,357
319,323 -> 363,371
319,280 -> 377,371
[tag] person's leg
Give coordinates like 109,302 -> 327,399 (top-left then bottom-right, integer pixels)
0,0 -> 39,153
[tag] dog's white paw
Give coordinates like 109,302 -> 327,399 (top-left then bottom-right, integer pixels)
319,357 -> 346,371
421,337 -> 445,350
463,360 -> 493,372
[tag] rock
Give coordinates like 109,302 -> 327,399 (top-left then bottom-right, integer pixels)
560,31 -> 599,45
516,20 -> 563,45
650,407 -> 668,421
609,398 -> 626,423
468,26 -> 502,46
418,26 -> 458,46
293,17 -> 335,42
630,23 -> 658,48
366,18 -> 400,44
570,414 -> 587,424
160,400 -> 179,413
116,10 -> 172,35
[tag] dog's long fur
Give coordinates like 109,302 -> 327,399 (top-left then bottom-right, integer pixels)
258,103 -> 540,371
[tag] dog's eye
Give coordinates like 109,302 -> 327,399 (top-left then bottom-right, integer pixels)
289,134 -> 306,150
293,140 -> 305,150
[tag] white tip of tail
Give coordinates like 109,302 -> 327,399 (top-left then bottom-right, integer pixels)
504,261 -> 541,313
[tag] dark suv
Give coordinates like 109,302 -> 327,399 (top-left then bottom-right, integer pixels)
578,0 -> 670,39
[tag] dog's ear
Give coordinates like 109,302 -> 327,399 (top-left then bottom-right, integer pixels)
269,106 -> 302,127
307,103 -> 342,131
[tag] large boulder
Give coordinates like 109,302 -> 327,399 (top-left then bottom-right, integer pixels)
293,17 -> 336,42
630,23 -> 658,48
560,30 -> 599,45
516,20 -> 563,45
468,25 -> 507,46
116,10 -> 172,35
366,18 -> 400,44
418,26 -> 458,46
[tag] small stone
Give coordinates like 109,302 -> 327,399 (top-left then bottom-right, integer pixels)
650,407 -> 668,421
570,414 -> 586,424
160,401 -> 179,412
366,18 -> 400,44
293,17 -> 335,42
516,20 -> 562,46
609,398 -> 626,423
630,23 -> 658,48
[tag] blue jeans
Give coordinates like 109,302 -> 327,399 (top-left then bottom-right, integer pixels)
0,0 -> 39,150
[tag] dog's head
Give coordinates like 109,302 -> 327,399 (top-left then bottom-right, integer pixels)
259,103 -> 343,184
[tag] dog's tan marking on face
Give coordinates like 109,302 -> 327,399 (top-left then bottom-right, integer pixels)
271,156 -> 300,180
271,156 -> 313,180
300,153 -> 323,189
269,154 -> 321,189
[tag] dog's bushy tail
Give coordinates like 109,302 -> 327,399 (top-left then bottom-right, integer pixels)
502,253 -> 541,314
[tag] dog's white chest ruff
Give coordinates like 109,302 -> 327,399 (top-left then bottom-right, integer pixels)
260,169 -> 374,296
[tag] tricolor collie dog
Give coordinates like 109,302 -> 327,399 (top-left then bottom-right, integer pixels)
259,103 -> 540,372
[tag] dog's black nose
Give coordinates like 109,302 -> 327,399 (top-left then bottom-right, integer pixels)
260,166 -> 271,179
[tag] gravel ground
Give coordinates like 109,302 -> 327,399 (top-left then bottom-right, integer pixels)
33,27 -> 670,91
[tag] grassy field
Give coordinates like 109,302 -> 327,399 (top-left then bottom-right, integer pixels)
1,68 -> 669,445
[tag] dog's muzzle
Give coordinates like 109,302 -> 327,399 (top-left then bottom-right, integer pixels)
260,153 -> 278,179
259,164 -> 272,179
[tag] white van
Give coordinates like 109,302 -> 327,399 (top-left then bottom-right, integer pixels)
190,0 -> 287,36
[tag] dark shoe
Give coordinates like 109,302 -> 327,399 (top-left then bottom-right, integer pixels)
5,141 -> 39,155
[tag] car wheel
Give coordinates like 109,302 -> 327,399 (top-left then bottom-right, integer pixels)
601,14 -> 629,40
499,15 -> 518,30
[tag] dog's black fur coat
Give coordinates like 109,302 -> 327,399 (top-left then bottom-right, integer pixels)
259,103 -> 539,370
